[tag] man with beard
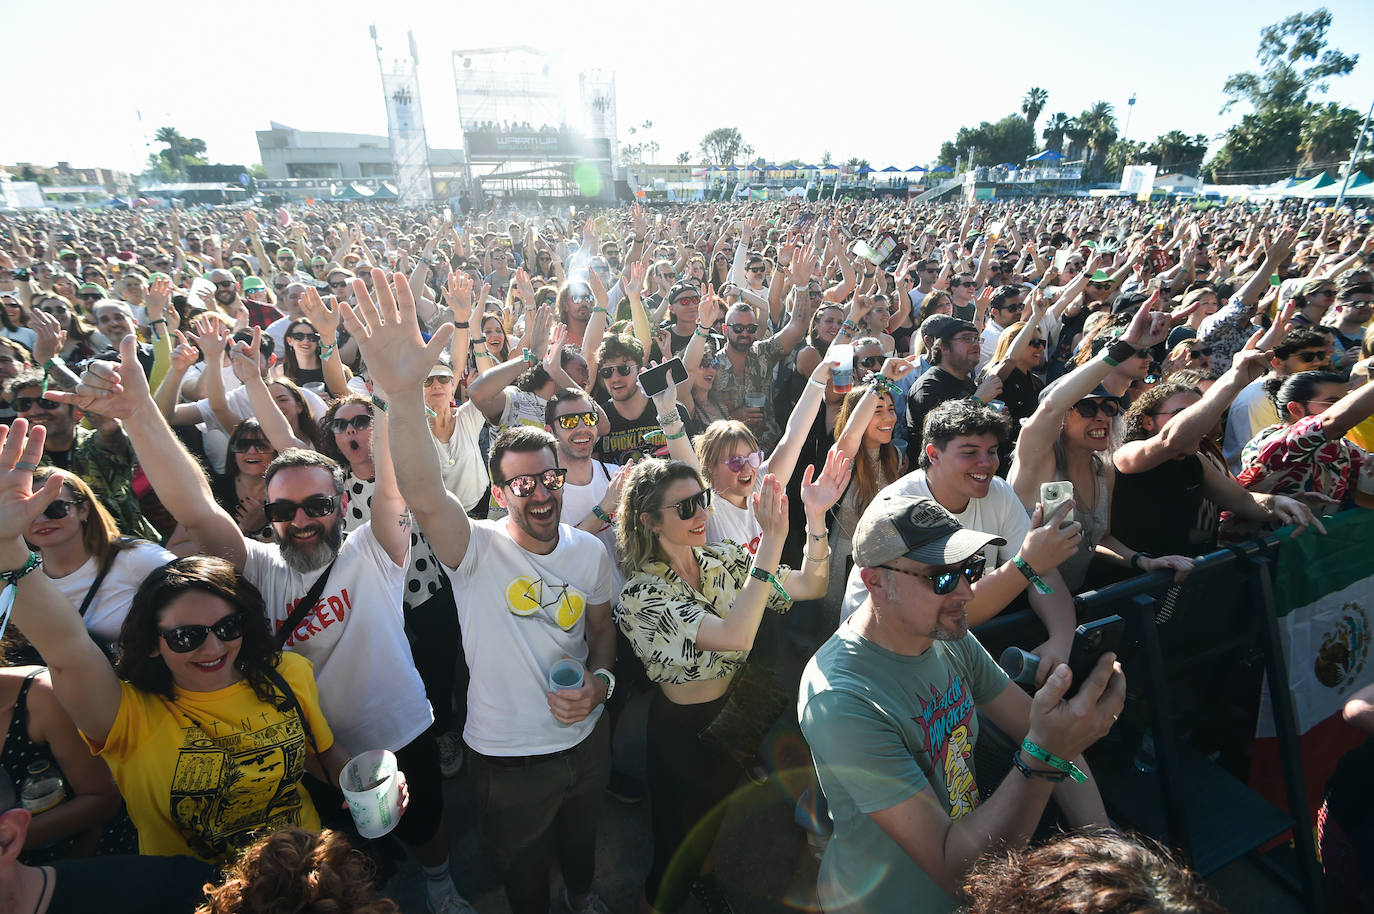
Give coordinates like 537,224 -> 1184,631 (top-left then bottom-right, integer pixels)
90,299 -> 155,377
593,334 -> 659,465
5,368 -> 160,541
338,273 -> 617,914
208,268 -> 281,331
713,297 -> 812,452
907,318 -> 1000,455
63,334 -> 477,914
801,494 -> 1119,914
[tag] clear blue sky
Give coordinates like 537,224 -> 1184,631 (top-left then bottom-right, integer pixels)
6,0 -> 1373,175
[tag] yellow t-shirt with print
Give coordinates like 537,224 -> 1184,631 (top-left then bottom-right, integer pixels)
83,652 -> 334,865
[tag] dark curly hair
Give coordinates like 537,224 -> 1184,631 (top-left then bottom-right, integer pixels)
115,556 -> 280,703
1121,379 -> 1201,444
919,399 -> 1011,468
317,396 -> 374,472
197,828 -> 399,914
962,827 -> 1226,914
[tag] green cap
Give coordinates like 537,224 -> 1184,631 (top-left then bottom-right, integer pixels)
1080,240 -> 1098,250
78,282 -> 103,294
242,276 -> 266,293
1088,269 -> 1112,283
58,249 -> 78,259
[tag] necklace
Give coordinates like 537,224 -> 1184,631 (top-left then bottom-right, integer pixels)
32,865 -> 49,914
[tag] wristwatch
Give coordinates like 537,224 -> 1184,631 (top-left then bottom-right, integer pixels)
592,668 -> 616,703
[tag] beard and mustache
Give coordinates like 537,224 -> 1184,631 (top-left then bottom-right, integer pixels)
277,518 -> 345,573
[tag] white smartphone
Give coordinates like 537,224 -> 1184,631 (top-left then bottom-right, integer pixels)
1039,481 -> 1076,529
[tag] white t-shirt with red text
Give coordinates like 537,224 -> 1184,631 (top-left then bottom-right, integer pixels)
244,523 -> 432,755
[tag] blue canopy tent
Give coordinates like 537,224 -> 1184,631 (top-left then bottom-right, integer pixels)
1027,150 -> 1064,162
905,165 -> 927,171
930,165 -> 953,173
880,166 -> 902,172
857,165 -> 875,174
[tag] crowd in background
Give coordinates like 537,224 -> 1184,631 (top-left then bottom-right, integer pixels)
0,192 -> 1371,914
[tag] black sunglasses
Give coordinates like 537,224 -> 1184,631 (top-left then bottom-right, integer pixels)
231,438 -> 273,454
288,331 -> 321,343
12,396 -> 60,413
1188,347 -> 1213,358
880,554 -> 986,595
555,410 -> 599,429
664,488 -> 712,521
728,323 -> 759,334
329,414 -> 373,433
1294,350 -> 1328,363
1072,398 -> 1123,419
79,292 -> 103,301
264,494 -> 339,524
856,355 -> 884,370
598,364 -> 635,379
160,612 -> 245,654
42,497 -> 85,520
498,467 -> 568,498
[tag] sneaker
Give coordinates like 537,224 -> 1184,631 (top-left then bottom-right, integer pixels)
427,882 -> 478,914
604,769 -> 645,803
560,886 -> 612,914
437,730 -> 465,778
690,874 -> 735,914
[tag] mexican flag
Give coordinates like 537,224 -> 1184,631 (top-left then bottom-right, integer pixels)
1250,509 -> 1374,822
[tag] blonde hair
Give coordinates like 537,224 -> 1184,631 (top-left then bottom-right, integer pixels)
693,420 -> 759,486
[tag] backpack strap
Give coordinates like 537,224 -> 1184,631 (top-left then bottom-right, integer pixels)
274,560 -> 337,649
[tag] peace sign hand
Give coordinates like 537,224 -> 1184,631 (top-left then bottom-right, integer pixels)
0,419 -> 65,542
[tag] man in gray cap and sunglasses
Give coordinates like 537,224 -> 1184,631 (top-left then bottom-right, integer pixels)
799,493 -> 1123,914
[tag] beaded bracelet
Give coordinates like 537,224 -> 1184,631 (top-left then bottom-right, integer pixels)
0,551 -> 42,643
656,408 -> 682,426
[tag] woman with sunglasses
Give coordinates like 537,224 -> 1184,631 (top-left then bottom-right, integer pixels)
615,450 -> 848,914
20,467 -> 175,654
1162,339 -> 1213,378
981,301 -> 1053,451
210,420 -> 277,545
280,319 -> 330,393
1010,299 -> 1183,590
32,294 -> 100,364
0,294 -> 36,354
0,420 -> 358,866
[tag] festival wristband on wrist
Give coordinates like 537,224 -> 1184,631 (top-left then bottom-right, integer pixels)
694,327 -> 713,339
1020,738 -> 1086,783
1011,749 -> 1071,781
1012,554 -> 1054,595
318,342 -> 338,360
748,565 -> 791,603
592,505 -> 616,527
1103,339 -> 1137,367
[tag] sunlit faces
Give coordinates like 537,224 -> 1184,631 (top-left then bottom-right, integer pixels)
598,356 -> 641,402
939,331 -> 981,376
268,383 -> 303,427
870,557 -> 974,643
155,590 -> 247,692
925,433 -> 1000,501
232,432 -> 276,478
713,439 -> 765,500
481,316 -> 507,355
493,447 -> 564,545
648,477 -> 710,548
92,302 -> 134,340
1065,397 -> 1120,451
10,385 -> 74,441
550,399 -> 601,460
330,403 -> 373,467
0,348 -> 24,382
26,482 -> 87,552
864,392 -> 897,447
267,466 -> 343,574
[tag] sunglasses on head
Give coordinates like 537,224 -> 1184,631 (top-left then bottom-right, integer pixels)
499,467 -> 567,498
288,331 -> 320,343
41,497 -> 85,520
664,487 -> 712,521
330,414 -> 373,433
728,323 -> 759,334
556,410 -> 599,429
880,554 -> 986,595
598,364 -> 635,379
160,612 -> 245,654
231,437 -> 273,454
264,494 -> 339,524
723,450 -> 764,473
1072,398 -> 1123,419
12,396 -> 59,413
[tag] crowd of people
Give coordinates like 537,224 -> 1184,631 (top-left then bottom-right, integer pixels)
0,191 -> 1371,914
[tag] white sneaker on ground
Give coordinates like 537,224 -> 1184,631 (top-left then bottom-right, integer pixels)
437,730 -> 465,778
427,881 -> 479,914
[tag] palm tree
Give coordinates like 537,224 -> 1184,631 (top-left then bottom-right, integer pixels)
1042,112 -> 1072,155
1021,88 -> 1049,134
155,126 -> 188,175
1065,119 -> 1093,162
1298,102 -> 1362,173
1077,102 -> 1118,173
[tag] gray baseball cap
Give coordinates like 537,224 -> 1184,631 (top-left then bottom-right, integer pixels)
852,494 -> 1005,568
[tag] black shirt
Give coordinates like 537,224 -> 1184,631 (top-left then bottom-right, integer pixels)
596,395 -> 660,465
50,854 -> 215,914
907,366 -> 976,452
1111,454 -> 1207,557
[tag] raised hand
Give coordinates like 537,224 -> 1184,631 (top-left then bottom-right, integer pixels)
0,419 -> 65,542
624,260 -> 647,298
878,355 -> 920,383
697,285 -> 722,331
339,267 -> 454,395
49,335 -> 152,420
1121,290 -> 1169,348
299,287 -> 340,344
543,323 -> 568,376
169,329 -> 199,373
799,445 -> 853,515
30,309 -> 67,366
228,327 -> 264,384
514,267 -> 535,305
752,473 -> 788,540
190,315 -> 232,361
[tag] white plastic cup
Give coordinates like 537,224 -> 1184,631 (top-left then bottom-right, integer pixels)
549,659 -> 585,728
829,343 -> 854,393
340,749 -> 401,839
745,393 -> 767,409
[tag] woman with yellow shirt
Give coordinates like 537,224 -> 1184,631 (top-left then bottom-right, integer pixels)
0,418 -> 373,867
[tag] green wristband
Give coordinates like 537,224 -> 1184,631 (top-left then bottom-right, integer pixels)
748,565 -> 791,603
1020,738 -> 1086,783
1012,555 -> 1054,595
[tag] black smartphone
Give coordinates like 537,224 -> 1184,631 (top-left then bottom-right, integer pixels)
637,357 -> 688,399
1064,615 -> 1125,699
